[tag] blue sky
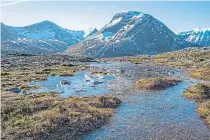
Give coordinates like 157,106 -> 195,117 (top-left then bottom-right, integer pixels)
1,1 -> 210,33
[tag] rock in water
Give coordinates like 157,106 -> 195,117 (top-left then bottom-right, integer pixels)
60,80 -> 71,85
8,88 -> 21,93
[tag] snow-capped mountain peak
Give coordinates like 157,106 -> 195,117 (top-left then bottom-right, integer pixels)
105,11 -> 145,28
89,11 -> 150,40
112,11 -> 141,20
178,28 -> 210,46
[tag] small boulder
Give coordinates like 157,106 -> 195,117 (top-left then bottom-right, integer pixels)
60,80 -> 71,85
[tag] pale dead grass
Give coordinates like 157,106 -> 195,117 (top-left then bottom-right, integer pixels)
134,77 -> 181,90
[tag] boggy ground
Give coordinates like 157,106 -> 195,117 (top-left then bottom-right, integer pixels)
1,54 -> 121,140
101,47 -> 210,126
184,83 -> 210,126
127,47 -> 210,126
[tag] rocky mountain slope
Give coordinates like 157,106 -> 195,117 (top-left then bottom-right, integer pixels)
67,11 -> 191,58
84,28 -> 98,39
1,39 -> 68,54
1,23 -> 24,40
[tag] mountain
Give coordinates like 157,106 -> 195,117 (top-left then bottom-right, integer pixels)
84,28 -> 98,39
1,23 -> 24,40
178,28 -> 210,47
1,21 -> 85,54
67,11 -> 190,58
11,20 -> 85,45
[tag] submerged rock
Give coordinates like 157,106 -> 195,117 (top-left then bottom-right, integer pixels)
60,80 -> 71,85
93,81 -> 103,85
8,88 -> 21,93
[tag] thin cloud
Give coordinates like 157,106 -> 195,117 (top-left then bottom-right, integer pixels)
1,0 -> 28,7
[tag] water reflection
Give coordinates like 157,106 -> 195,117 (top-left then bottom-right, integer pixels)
27,71 -> 115,97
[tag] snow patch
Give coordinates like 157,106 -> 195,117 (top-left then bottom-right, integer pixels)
106,17 -> 122,28
132,13 -> 144,19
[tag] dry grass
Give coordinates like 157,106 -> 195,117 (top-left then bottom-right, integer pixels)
1,91 -> 121,140
189,68 -> 210,80
184,83 -> 210,126
184,83 -> 210,99
91,71 -> 109,75
129,48 -> 210,68
197,101 -> 210,123
134,77 -> 181,90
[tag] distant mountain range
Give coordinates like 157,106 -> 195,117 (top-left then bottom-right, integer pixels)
1,12 -> 209,56
178,28 -> 210,47
1,21 -> 95,54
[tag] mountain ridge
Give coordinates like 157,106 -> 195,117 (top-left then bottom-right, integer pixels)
1,21 -> 86,54
1,21 -> 85,45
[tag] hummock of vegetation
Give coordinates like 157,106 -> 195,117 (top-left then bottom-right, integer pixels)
91,71 -> 109,76
189,68 -> 210,81
1,91 -> 121,139
184,83 -> 210,126
184,83 -> 210,99
134,77 -> 181,90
